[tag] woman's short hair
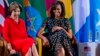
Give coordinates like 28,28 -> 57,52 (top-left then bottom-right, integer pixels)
9,1 -> 22,14
50,1 -> 65,18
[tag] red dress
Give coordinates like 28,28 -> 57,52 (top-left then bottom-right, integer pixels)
3,18 -> 35,56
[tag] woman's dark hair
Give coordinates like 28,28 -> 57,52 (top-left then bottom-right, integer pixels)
8,1 -> 22,15
50,1 -> 65,18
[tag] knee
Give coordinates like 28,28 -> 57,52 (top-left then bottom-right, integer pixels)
57,48 -> 65,53
32,43 -> 36,48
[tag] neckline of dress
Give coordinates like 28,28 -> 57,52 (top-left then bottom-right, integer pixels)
10,17 -> 20,25
54,18 -> 64,20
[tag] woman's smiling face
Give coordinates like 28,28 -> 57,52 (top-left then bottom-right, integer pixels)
53,4 -> 62,18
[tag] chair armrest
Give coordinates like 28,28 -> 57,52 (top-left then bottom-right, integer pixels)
36,37 -> 42,56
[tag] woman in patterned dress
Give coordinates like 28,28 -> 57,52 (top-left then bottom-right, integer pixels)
38,1 -> 77,56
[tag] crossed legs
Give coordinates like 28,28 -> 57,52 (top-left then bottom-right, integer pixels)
25,44 -> 38,56
58,47 -> 65,56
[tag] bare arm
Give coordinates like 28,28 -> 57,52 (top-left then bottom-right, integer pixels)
38,27 -> 46,40
63,29 -> 72,39
38,27 -> 50,46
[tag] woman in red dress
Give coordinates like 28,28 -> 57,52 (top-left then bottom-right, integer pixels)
3,2 -> 38,56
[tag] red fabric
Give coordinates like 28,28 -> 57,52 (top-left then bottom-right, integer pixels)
0,5 -> 5,17
3,18 -> 35,56
0,25 -> 3,35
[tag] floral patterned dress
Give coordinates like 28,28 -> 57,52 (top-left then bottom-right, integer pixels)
42,18 -> 75,56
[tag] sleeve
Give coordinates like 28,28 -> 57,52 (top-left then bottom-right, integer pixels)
41,18 -> 48,27
21,19 -> 28,35
64,18 -> 71,31
3,19 -> 11,43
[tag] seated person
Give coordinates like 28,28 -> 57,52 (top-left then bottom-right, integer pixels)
3,2 -> 38,56
38,1 -> 78,56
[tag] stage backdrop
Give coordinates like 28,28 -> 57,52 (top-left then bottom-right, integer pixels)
0,0 -> 100,42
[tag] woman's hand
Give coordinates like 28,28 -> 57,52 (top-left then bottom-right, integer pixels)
52,26 -> 73,39
52,26 -> 64,32
42,37 -> 50,47
7,43 -> 16,54
38,27 -> 50,47
10,49 -> 16,54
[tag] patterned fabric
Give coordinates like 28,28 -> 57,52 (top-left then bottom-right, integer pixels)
42,17 -> 75,56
